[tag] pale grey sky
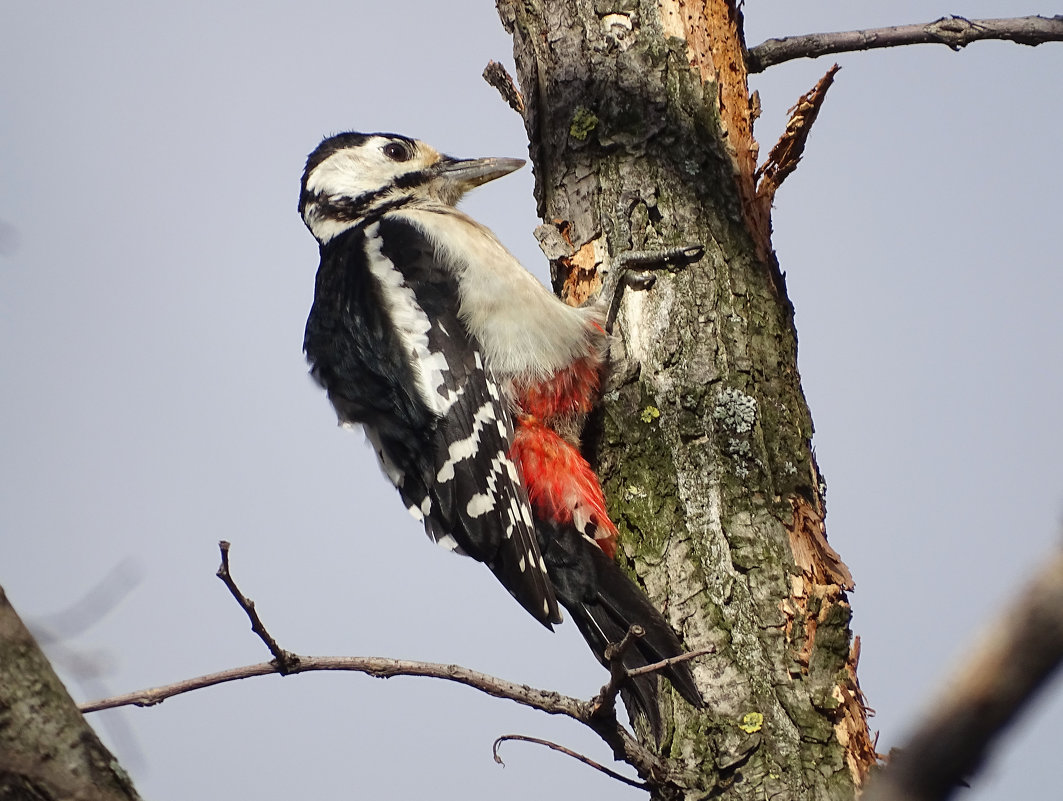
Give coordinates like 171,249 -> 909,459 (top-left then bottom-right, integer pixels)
2,2 -> 1061,799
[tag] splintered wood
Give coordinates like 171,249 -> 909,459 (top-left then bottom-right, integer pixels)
534,219 -> 603,307
559,240 -> 601,307
836,637 -> 882,787
784,494 -> 880,785
755,64 -> 841,206
787,495 -> 853,590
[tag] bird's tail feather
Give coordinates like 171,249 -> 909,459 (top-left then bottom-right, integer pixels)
551,536 -> 704,737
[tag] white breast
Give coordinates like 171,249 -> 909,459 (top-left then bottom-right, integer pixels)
394,207 -> 605,380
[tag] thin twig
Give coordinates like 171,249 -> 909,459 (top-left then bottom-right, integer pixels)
625,646 -> 716,679
216,541 -> 298,673
494,734 -> 649,790
863,549 -> 1063,801
747,15 -> 1063,73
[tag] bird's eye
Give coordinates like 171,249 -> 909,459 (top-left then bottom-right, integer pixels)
383,142 -> 411,162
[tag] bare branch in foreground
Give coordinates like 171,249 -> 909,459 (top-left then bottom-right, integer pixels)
863,549 -> 1063,801
79,651 -> 676,782
494,734 -> 648,790
747,15 -> 1063,73
82,542 -> 713,789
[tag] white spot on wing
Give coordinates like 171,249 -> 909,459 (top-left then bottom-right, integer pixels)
466,491 -> 496,518
434,533 -> 461,551
436,401 -> 498,483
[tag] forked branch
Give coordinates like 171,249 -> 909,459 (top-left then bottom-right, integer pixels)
81,542 -> 713,789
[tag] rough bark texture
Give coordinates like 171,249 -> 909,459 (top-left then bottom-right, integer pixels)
0,586 -> 142,801
496,1 -> 877,798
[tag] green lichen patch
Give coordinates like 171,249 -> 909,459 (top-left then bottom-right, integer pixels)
569,105 -> 599,140
739,711 -> 764,733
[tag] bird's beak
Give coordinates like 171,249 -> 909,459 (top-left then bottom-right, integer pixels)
433,155 -> 526,193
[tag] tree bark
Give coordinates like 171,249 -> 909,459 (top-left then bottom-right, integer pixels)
0,586 -> 142,801
497,1 -> 876,798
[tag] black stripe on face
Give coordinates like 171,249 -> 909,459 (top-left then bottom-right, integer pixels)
393,169 -> 433,190
303,190 -> 412,224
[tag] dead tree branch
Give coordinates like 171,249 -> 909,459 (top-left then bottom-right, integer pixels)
592,624 -> 643,718
747,15 -> 1063,73
863,549 -> 1063,801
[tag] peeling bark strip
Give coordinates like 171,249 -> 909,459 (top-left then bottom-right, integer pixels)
497,1 -> 873,799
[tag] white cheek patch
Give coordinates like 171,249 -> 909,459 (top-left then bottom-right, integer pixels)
305,138 -> 440,204
306,141 -> 396,199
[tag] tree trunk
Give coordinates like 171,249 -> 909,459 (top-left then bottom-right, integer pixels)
0,586 -> 141,801
497,1 -> 877,798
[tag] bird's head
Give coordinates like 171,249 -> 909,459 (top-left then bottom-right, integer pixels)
299,132 -> 525,243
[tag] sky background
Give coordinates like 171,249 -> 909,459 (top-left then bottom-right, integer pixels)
2,2 -> 1061,799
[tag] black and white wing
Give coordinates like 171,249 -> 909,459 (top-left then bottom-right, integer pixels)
304,216 -> 560,626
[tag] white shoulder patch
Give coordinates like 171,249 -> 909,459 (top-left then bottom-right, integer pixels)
363,221 -> 453,418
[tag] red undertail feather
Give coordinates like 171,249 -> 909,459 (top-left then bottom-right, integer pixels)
510,417 -> 618,560
519,357 -> 601,420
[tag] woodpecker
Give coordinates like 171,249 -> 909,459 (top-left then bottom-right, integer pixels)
298,131 -> 702,729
